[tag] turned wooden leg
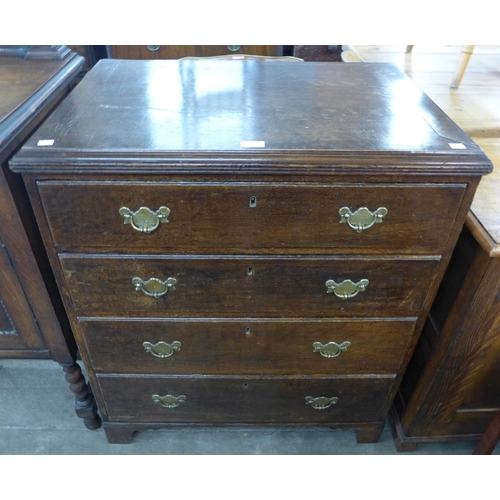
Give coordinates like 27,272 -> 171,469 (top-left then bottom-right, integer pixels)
60,362 -> 101,430
355,422 -> 385,443
103,424 -> 136,444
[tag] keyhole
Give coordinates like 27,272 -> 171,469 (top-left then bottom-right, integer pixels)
249,196 -> 257,208
247,267 -> 253,275
243,383 -> 249,389
245,327 -> 251,335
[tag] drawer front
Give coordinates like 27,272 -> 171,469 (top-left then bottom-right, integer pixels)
80,319 -> 416,375
108,45 -> 277,60
97,375 -> 395,423
39,182 -> 466,254
61,255 -> 439,318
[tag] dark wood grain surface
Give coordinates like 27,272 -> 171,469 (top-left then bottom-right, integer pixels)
393,224 -> 500,449
0,52 -> 83,359
12,60 -> 491,443
0,231 -> 44,350
38,180 -> 466,255
107,46 -> 278,60
97,374 -> 395,423
0,56 -> 82,153
11,60 -> 492,168
80,318 -> 416,375
60,254 -> 439,318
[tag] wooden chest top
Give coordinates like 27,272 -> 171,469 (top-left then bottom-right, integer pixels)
10,59 -> 492,176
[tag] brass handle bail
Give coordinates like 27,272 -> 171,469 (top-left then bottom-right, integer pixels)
325,279 -> 369,299
339,206 -> 388,233
305,396 -> 339,410
132,277 -> 177,298
143,341 -> 182,358
313,341 -> 351,358
119,206 -> 170,234
152,393 -> 186,408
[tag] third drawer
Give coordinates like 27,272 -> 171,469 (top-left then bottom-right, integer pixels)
79,318 -> 417,375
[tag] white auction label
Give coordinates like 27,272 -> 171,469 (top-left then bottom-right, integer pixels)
240,141 -> 265,147
449,143 -> 466,149
37,139 -> 55,146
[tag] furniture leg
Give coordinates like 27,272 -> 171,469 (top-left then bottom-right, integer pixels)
355,422 -> 386,443
103,423 -> 136,444
451,45 -> 474,88
60,361 -> 101,430
393,429 -> 419,452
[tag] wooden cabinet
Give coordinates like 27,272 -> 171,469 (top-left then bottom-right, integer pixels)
107,45 -> 279,59
0,46 -> 82,359
0,46 -> 101,430
66,45 -> 107,74
11,59 -> 491,444
393,160 -> 500,450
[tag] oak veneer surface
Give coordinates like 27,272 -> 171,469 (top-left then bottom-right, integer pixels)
0,52 -> 82,359
38,181 -> 466,255
12,59 -> 488,158
97,375 -> 395,423
10,60 -> 492,444
60,254 -> 439,318
80,319 -> 416,375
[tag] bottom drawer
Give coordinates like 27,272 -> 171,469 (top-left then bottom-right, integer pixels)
97,375 -> 395,423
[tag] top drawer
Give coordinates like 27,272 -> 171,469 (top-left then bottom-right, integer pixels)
37,181 -> 466,254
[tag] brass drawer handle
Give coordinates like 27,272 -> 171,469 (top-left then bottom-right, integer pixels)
313,341 -> 351,358
143,340 -> 182,358
132,277 -> 177,298
339,206 -> 388,233
146,45 -> 161,52
119,206 -> 170,234
325,279 -> 369,299
227,45 -> 241,52
305,396 -> 339,410
152,393 -> 186,408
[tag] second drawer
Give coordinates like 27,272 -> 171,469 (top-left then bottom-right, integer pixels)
80,318 -> 417,375
61,255 -> 440,318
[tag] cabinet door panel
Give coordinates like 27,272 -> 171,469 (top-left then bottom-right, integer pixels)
0,234 -> 45,351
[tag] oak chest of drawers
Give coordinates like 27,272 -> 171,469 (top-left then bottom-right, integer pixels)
10,59 -> 492,444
